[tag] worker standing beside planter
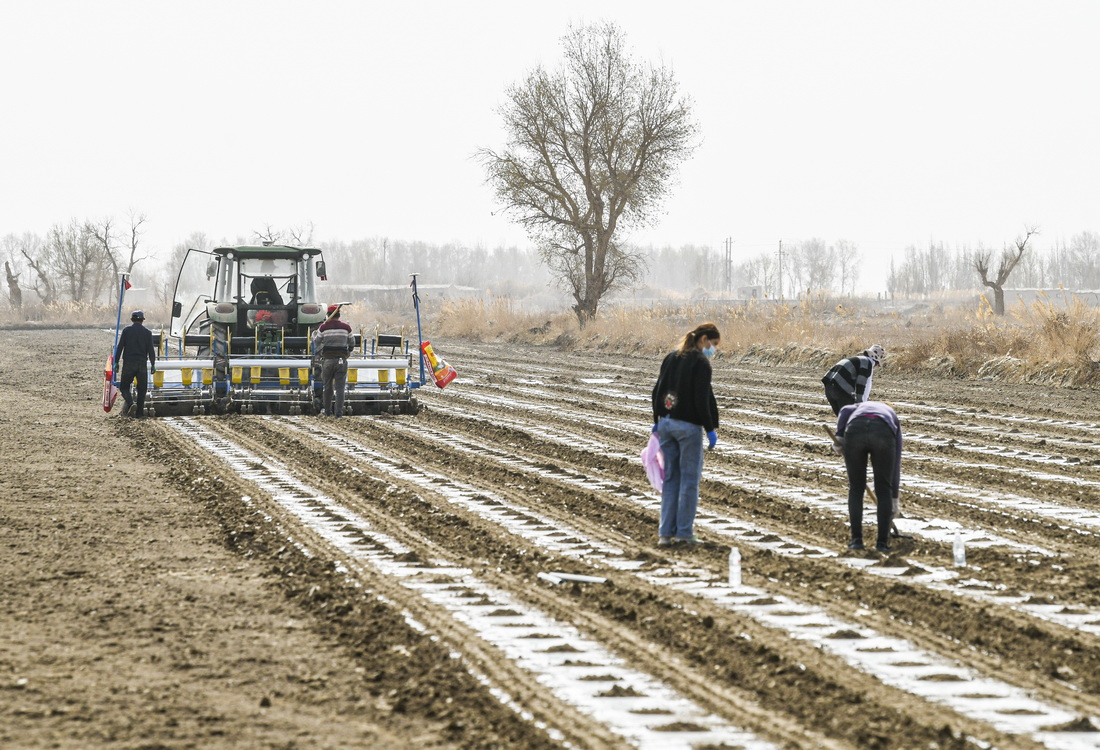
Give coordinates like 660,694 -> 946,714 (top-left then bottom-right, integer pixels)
313,304 -> 355,417
114,309 -> 157,418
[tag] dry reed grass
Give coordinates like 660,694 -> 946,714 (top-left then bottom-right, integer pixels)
0,302 -> 122,329
428,292 -> 1100,387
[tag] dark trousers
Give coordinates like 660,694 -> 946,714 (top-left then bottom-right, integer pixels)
824,381 -> 855,416
322,357 -> 348,416
119,359 -> 148,413
842,417 -> 896,547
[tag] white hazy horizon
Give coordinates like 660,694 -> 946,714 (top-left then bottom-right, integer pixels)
2,1 -> 1097,294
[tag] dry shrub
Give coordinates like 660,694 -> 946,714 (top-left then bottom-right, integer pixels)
1021,295 -> 1100,363
0,301 -> 118,329
433,297 -> 559,342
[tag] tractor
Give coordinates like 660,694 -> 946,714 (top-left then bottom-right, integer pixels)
108,244 -> 424,416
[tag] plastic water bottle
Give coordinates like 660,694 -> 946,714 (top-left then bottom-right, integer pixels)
953,530 -> 966,567
728,547 -> 742,588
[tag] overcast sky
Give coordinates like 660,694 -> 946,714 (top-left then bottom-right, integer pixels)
2,1 -> 1097,292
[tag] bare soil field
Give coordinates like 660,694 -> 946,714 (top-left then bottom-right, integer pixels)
4,328 -> 1100,749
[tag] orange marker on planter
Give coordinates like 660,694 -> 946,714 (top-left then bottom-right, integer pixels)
420,341 -> 458,389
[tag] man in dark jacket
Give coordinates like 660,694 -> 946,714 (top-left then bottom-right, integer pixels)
312,304 -> 356,417
822,344 -> 885,415
114,310 -> 157,418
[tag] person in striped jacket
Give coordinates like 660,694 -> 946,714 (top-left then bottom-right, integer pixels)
821,345 -> 885,416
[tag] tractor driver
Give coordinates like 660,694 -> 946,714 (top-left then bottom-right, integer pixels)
250,277 -> 284,307
114,309 -> 157,418
248,277 -> 287,328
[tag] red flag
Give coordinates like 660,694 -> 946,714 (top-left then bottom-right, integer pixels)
122,277 -> 132,290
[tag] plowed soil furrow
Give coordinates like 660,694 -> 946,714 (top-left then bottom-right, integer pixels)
430,383 -> 1092,562
237,411 -> 1094,747
327,410 -> 1100,707
434,370 -> 1100,560
202,414 -> 1038,750
172,416 -> 812,750
416,391 -> 1100,622
23,332 -> 1100,750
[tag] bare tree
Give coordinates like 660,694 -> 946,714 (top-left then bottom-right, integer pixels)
253,223 -> 314,247
287,221 -> 315,246
480,22 -> 698,324
45,220 -> 111,302
20,239 -> 56,306
1,234 -> 26,309
122,210 -> 150,273
1069,230 -> 1100,289
86,210 -> 149,290
3,260 -> 21,309
835,239 -> 861,295
735,252 -> 780,297
86,216 -> 119,282
253,224 -> 282,245
799,238 -> 836,294
538,230 -> 645,313
974,226 -> 1037,315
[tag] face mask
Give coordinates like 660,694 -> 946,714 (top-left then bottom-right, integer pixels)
703,345 -> 716,359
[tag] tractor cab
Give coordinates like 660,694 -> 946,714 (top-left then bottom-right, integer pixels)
170,244 -> 328,354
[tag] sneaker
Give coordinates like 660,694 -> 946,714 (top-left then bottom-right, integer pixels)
675,536 -> 701,547
126,404 -> 137,417
875,543 -> 891,554
657,536 -> 673,547
847,540 -> 865,550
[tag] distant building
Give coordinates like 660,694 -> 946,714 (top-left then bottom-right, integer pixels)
1000,288 -> 1100,307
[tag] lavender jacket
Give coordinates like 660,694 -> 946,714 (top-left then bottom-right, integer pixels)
836,401 -> 902,498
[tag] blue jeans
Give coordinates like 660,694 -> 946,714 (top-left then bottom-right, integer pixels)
657,416 -> 705,539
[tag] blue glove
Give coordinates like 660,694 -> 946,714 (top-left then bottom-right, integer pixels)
707,430 -> 717,449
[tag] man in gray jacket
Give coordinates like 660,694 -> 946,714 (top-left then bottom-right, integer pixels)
312,305 -> 356,417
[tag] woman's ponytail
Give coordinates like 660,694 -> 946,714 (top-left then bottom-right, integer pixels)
676,322 -> 720,356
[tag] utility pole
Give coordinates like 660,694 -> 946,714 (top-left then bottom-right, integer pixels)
776,240 -> 785,300
723,237 -> 733,295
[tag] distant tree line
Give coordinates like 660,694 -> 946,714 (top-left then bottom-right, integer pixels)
632,239 -> 862,299
5,217 -> 1099,315
1,211 -> 148,309
886,231 -> 1100,296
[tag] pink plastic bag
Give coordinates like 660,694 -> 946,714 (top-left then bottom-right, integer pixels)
641,433 -> 665,492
